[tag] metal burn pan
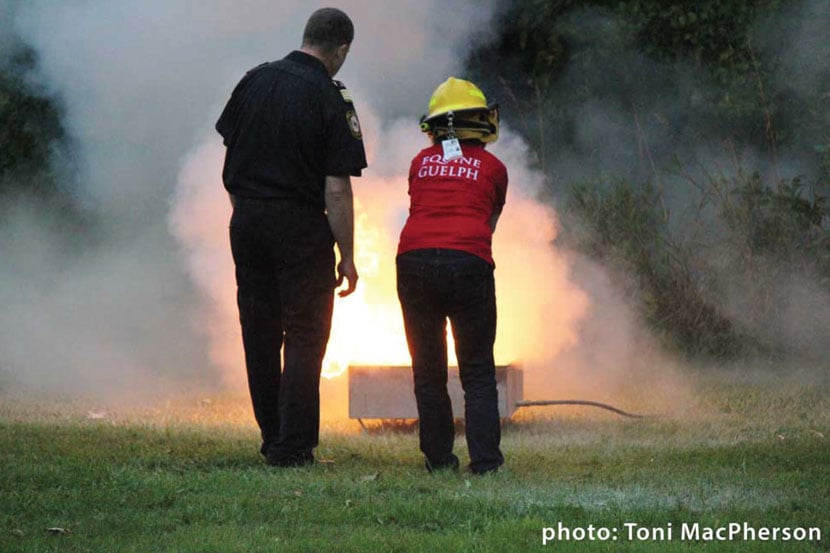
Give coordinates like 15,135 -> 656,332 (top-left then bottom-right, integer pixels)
348,365 -> 523,420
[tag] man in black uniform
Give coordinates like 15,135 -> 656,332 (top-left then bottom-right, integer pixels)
216,8 -> 367,467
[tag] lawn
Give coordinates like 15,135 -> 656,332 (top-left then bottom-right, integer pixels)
1,369 -> 828,552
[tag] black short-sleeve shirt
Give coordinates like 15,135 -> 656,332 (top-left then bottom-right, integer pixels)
216,51 -> 367,209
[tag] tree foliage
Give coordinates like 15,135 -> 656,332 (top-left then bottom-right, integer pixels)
0,47 -> 65,197
467,0 -> 830,360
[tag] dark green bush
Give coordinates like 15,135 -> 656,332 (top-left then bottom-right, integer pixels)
562,170 -> 829,358
564,178 -> 743,357
467,0 -> 829,359
0,47 -> 66,197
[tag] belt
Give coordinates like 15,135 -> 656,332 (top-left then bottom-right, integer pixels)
229,194 -> 322,212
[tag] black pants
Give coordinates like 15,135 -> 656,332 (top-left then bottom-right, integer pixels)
396,248 -> 504,473
229,196 -> 335,461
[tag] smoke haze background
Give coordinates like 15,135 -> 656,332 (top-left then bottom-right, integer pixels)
0,0 -> 746,414
479,1 -> 830,372
0,0 -> 502,400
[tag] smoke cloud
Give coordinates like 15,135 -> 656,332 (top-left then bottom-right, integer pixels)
1,0 -> 728,416
6,1 -> 562,403
494,2 -> 830,376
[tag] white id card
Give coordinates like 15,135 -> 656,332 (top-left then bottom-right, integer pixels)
441,138 -> 462,161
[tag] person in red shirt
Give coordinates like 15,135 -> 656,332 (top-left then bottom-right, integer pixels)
397,77 -> 507,474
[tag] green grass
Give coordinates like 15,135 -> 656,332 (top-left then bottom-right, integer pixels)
1,371 -> 828,552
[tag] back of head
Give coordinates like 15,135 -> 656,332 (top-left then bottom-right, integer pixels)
420,77 -> 500,144
302,7 -> 354,53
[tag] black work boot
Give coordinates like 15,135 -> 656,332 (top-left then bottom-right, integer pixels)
425,453 -> 460,473
266,450 -> 315,468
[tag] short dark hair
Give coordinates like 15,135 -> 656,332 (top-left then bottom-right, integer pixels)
302,8 -> 354,52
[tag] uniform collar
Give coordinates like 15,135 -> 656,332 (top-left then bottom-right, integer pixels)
285,50 -> 329,76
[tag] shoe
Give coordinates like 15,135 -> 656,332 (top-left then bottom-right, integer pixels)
267,450 -> 314,467
425,454 -> 459,473
469,462 -> 501,475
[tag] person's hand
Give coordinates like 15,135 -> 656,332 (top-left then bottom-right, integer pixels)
336,258 -> 358,297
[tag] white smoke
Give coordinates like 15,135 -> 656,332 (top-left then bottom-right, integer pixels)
0,1 -> 20,62
2,0 -> 694,413
0,1 -> 516,399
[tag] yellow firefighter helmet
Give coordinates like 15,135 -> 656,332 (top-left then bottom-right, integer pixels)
420,77 -> 499,143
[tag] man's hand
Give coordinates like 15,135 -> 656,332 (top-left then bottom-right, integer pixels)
336,258 -> 358,297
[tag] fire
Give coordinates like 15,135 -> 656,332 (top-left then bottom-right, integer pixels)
322,197 -> 459,378
320,141 -> 594,380
321,285 -> 412,379
172,132 -> 589,391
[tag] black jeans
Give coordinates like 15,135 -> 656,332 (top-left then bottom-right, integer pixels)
396,248 -> 504,473
229,196 -> 335,461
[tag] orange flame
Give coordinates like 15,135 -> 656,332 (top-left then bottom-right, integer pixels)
173,134 -> 589,391
322,196 -> 460,378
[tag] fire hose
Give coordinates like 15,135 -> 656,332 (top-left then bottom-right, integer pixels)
355,399 -> 651,430
514,399 -> 651,418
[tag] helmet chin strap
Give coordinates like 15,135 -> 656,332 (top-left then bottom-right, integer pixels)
445,111 -> 456,139
420,106 -> 499,144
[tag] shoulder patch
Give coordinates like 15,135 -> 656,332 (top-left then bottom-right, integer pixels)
332,79 -> 354,103
346,110 -> 362,139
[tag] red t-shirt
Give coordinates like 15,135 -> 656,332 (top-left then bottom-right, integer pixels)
397,142 -> 508,265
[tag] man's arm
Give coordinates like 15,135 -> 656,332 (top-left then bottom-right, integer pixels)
325,175 -> 358,297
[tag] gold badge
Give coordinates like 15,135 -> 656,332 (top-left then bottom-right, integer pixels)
346,110 -> 362,139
